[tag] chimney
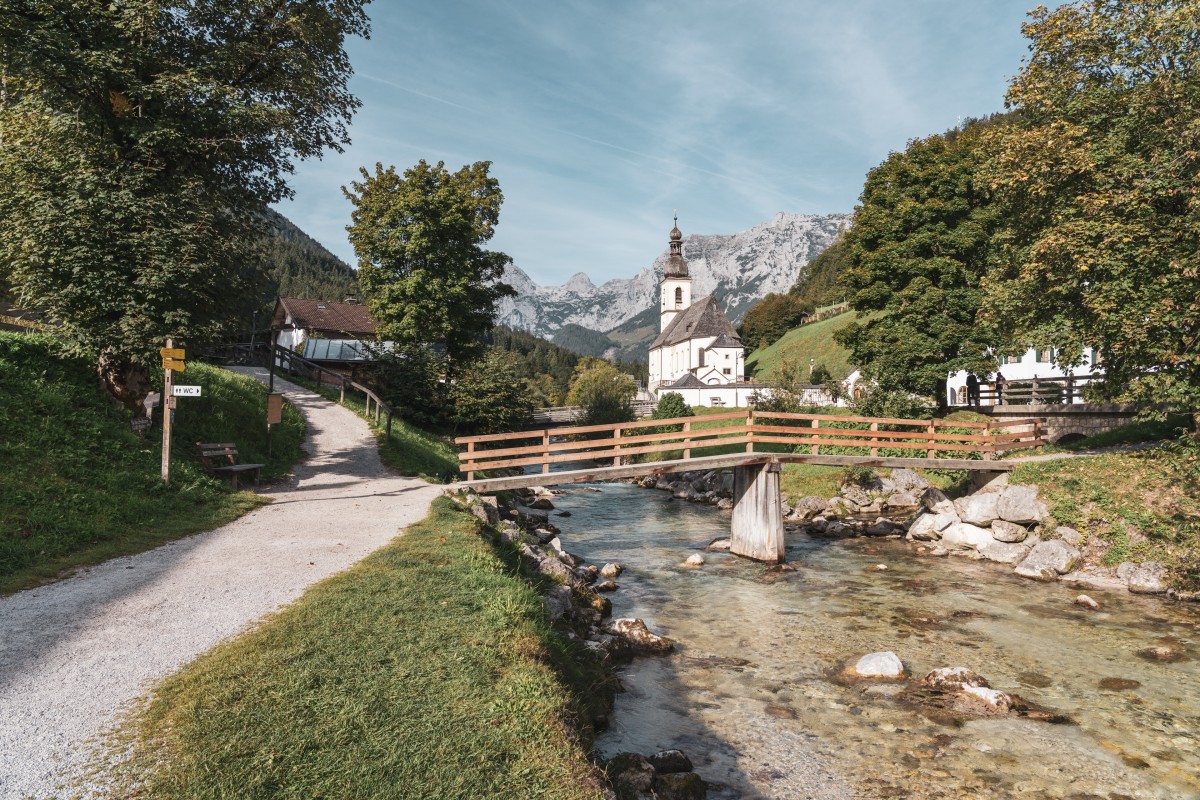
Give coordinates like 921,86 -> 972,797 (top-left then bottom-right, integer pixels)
342,296 -> 359,305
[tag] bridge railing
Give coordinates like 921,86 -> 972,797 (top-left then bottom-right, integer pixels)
454,410 -> 1047,480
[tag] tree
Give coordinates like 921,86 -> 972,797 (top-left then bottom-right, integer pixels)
983,0 -> 1200,426
0,2 -> 369,413
448,349 -> 535,435
566,358 -> 636,426
651,392 -> 693,422
835,120 -> 1006,409
344,160 -> 515,366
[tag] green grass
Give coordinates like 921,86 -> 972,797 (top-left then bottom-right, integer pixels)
286,374 -> 460,482
744,309 -> 859,380
0,332 -> 304,595
1014,437 -> 1200,588
109,497 -> 611,800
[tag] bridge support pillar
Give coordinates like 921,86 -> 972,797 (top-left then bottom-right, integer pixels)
730,460 -> 785,563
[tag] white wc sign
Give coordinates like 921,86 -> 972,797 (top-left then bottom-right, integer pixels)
172,385 -> 202,397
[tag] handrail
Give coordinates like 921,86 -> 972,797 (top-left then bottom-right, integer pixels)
454,408 -> 1047,480
273,344 -> 396,440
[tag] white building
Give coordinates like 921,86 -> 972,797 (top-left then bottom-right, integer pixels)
647,217 -> 769,407
947,346 -> 1104,406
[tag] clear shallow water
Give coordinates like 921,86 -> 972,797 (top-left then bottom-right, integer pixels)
550,483 -> 1200,800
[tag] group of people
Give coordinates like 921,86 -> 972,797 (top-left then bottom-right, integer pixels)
962,372 -> 1006,407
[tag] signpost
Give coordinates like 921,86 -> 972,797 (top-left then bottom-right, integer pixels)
172,385 -> 202,397
266,391 -> 284,457
160,340 -> 186,484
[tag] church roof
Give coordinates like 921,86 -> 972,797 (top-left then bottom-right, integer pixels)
649,295 -> 740,350
661,373 -> 708,389
663,214 -> 689,278
707,333 -> 742,349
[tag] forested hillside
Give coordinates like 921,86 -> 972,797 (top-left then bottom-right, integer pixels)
485,325 -> 648,403
265,210 -> 358,302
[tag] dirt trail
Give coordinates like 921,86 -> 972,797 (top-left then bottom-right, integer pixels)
0,369 -> 441,799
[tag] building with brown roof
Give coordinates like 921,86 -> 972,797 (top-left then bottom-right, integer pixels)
271,296 -> 379,363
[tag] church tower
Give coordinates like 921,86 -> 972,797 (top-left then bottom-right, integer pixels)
660,212 -> 692,330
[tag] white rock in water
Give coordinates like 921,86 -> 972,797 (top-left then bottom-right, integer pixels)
853,651 -> 907,678
599,562 -> 624,579
1076,594 -> 1100,609
684,553 -> 705,567
1014,539 -> 1081,581
870,564 -> 889,571
940,522 -> 995,551
961,684 -> 1014,712
705,537 -> 732,551
954,493 -> 1001,526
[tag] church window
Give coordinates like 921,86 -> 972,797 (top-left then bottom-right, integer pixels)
674,287 -> 683,305
723,368 -> 731,375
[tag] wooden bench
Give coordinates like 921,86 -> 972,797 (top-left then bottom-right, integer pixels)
196,442 -> 265,490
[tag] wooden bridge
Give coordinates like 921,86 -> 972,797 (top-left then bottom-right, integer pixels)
455,410 -> 1047,564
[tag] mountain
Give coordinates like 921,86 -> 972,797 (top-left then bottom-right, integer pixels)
265,210 -> 358,302
495,212 -> 851,359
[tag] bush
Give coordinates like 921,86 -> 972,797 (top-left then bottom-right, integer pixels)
566,358 -> 636,426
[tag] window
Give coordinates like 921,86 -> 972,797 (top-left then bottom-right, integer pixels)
1005,355 -> 1021,364
724,353 -> 730,359
722,368 -> 731,375
1037,347 -> 1052,363
711,397 -> 725,406
674,287 -> 683,305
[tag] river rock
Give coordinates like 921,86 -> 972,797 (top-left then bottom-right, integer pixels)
600,563 -> 625,579
791,495 -> 828,519
604,618 -> 674,655
953,493 -> 1000,526
683,553 -> 705,567
543,585 -> 573,622
977,539 -> 1030,565
867,518 -> 904,536
1076,594 -> 1101,610
852,651 -> 907,678
654,772 -> 705,800
647,749 -> 694,774
921,486 -> 956,515
716,497 -> 733,510
705,537 -> 731,552
991,519 -> 1029,543
1055,526 -> 1084,547
526,496 -> 555,511
595,579 -> 619,593
891,468 -> 930,494
887,492 -> 920,508
940,522 -> 995,551
922,666 -> 989,691
606,753 -> 656,797
1013,539 -> 1081,581
1123,561 -> 1169,594
997,485 -> 1049,524
841,484 -> 873,507
907,513 -> 939,541
960,684 -> 1015,713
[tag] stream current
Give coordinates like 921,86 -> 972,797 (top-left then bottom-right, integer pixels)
549,482 -> 1199,799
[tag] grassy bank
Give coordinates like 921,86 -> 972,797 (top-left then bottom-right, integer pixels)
0,332 -> 304,594
109,497 -> 610,800
286,373 -> 460,482
744,309 -> 859,380
1013,436 -> 1200,590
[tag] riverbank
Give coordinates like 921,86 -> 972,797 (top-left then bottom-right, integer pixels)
544,481 -> 1200,799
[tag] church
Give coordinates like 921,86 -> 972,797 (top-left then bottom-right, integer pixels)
647,217 -> 766,407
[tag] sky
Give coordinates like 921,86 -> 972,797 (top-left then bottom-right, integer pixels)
278,0 -> 1037,286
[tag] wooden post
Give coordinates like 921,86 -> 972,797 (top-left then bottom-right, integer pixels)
730,460 -> 785,563
339,379 -> 345,405
810,418 -> 820,455
1065,376 -> 1074,404
1034,419 -> 1044,449
466,441 -> 475,481
745,412 -> 753,453
161,337 -> 174,485
386,411 -> 393,441
542,430 -> 551,475
614,426 -> 623,466
869,421 -> 879,457
683,420 -> 691,460
926,420 -> 936,459
983,422 -> 994,461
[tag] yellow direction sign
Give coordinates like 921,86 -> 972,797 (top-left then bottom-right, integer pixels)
160,347 -> 185,359
162,358 -> 186,372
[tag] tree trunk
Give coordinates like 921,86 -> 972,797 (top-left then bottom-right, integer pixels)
935,377 -> 949,415
97,350 -> 153,419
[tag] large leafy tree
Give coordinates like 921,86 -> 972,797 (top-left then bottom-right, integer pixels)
343,160 -> 515,366
983,0 -> 1200,424
0,1 -> 369,412
835,121 -> 1004,409
566,357 -> 637,426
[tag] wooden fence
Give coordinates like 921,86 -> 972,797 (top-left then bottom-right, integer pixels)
455,410 -> 1047,480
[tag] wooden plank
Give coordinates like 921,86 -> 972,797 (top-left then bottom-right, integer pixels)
987,418 -> 1047,428
456,428 -> 548,445
748,423 -> 990,443
459,424 -> 750,462
747,435 -> 994,453
754,410 -> 940,427
462,436 -> 755,471
991,438 -> 1048,452
456,452 -> 1016,493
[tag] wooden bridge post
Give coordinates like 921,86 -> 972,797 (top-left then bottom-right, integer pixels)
730,460 -> 785,563
983,422 -> 994,461
926,420 -> 936,459
614,426 -> 623,466
541,430 -> 551,475
810,418 -> 820,455
683,420 -> 692,460
466,441 -> 475,481
745,411 -> 753,453
869,421 -> 879,457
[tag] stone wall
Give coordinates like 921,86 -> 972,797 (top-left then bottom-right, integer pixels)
982,403 -> 1142,444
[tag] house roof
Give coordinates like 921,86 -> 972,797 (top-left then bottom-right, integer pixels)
661,373 -> 708,389
272,297 -> 376,337
707,333 -> 742,349
649,295 -> 740,350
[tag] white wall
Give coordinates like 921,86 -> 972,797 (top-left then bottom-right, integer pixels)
947,347 -> 1103,406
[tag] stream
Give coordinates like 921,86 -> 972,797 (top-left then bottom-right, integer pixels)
548,482 -> 1200,799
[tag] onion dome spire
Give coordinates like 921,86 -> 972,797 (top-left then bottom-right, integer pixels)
664,210 -> 689,278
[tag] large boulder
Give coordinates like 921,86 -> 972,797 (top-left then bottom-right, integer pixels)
907,513 -> 940,541
654,772 -> 706,800
990,520 -> 1029,543
939,522 -> 995,551
647,749 -> 694,774
1014,540 -> 1081,581
793,495 -> 828,519
1120,561 -> 1169,594
977,539 -> 1030,565
603,618 -> 675,655
920,486 -> 956,515
543,585 -> 573,622
606,753 -> 656,798
953,493 -> 1000,526
997,485 -> 1049,524
890,468 -> 930,494
841,484 -> 872,507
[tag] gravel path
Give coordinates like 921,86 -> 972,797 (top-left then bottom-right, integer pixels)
0,369 -> 441,799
